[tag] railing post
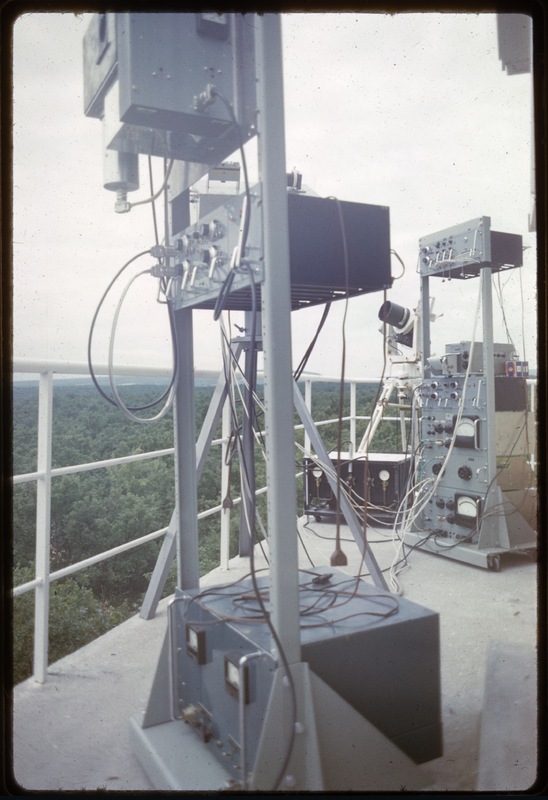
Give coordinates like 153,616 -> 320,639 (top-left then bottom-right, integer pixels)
528,379 -> 536,471
350,381 -> 357,453
220,397 -> 231,570
33,370 -> 53,683
304,379 -> 312,454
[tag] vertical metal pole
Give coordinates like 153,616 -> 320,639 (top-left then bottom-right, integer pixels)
33,370 -> 53,683
173,308 -> 200,589
239,313 -> 257,557
220,396 -> 232,570
304,379 -> 312,454
350,381 -> 357,452
482,267 -> 497,487
421,275 -> 431,375
256,13 -> 301,664
477,265 -> 506,548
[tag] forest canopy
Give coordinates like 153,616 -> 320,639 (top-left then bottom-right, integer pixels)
11,378 -> 404,684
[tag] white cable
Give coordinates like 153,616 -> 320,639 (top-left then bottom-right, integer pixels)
108,269 -> 177,423
127,159 -> 175,210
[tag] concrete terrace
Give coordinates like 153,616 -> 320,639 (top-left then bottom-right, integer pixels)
11,517 -> 540,793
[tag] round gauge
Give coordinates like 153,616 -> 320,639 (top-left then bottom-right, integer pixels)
456,419 -> 475,438
379,469 -> 390,482
311,466 -> 323,479
457,496 -> 477,518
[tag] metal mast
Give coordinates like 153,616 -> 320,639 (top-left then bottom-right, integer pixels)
256,13 -> 301,663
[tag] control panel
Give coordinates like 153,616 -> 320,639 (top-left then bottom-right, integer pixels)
419,216 -> 522,279
168,190 -> 264,311
417,374 -> 489,544
167,188 -> 392,311
304,453 -> 412,526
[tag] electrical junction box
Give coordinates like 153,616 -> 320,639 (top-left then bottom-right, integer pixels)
418,216 -> 522,279
168,189 -> 392,311
170,566 -> 442,781
443,342 -> 517,376
83,13 -> 257,186
304,452 -> 412,526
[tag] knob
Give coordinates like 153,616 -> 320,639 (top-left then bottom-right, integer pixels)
458,465 -> 472,481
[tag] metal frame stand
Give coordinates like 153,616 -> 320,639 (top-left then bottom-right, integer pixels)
406,262 -> 536,569
132,14 -> 426,791
141,351 -> 388,620
140,338 -> 244,619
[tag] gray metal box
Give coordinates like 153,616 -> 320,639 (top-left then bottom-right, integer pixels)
419,217 -> 522,279
171,567 -> 442,779
304,452 -> 412,526
83,13 -> 257,179
115,13 -> 256,150
444,342 -> 517,375
170,190 -> 392,311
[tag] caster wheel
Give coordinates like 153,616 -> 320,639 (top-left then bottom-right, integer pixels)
488,554 -> 501,572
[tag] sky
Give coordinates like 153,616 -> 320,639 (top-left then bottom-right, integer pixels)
11,11 -> 537,380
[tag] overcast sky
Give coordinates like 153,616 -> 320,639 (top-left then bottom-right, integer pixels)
12,12 -> 536,379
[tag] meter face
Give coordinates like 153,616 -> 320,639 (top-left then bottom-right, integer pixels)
457,496 -> 477,518
455,494 -> 482,528
457,419 -> 475,438
453,415 -> 479,448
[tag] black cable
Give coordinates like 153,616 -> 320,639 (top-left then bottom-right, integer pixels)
297,526 -> 316,568
327,198 -> 351,567
148,156 -> 160,247
293,302 -> 332,381
204,87 -> 298,793
212,89 -> 252,322
236,262 -> 298,791
302,517 -> 390,544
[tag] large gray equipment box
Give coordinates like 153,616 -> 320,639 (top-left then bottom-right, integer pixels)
169,567 -> 442,780
83,13 -> 257,176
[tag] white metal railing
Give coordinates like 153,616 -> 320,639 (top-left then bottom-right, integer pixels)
12,359 -> 537,683
12,359 -> 385,683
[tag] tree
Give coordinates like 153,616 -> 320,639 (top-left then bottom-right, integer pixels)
12,564 -> 132,685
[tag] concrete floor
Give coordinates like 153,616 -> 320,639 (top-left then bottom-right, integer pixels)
10,517 -> 540,793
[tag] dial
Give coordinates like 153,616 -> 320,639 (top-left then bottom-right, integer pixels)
457,496 -> 477,519
453,415 -> 479,449
378,469 -> 390,482
456,419 -> 475,438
